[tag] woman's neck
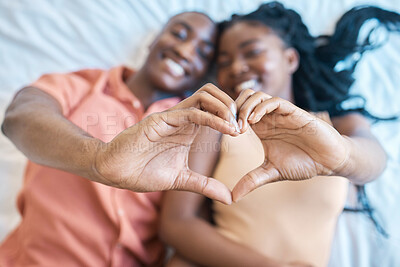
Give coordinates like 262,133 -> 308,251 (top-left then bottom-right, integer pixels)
278,79 -> 295,103
281,87 -> 294,103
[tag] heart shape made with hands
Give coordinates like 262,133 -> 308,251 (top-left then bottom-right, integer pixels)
229,90 -> 349,202
95,84 -> 349,205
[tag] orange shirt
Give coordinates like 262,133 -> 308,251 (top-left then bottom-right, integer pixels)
0,66 -> 180,266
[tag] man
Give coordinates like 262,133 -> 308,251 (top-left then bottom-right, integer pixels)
0,12 -> 238,266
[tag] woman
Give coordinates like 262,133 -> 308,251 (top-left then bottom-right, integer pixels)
160,3 -> 400,266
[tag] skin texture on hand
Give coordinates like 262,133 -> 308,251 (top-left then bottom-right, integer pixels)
2,84 -> 239,205
3,84 -> 384,206
92,84 -> 239,204
231,89 -> 349,202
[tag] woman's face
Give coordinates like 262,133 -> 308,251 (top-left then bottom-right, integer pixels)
217,22 -> 299,100
144,12 -> 217,93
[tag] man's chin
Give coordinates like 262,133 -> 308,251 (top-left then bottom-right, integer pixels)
157,81 -> 189,95
151,75 -> 184,92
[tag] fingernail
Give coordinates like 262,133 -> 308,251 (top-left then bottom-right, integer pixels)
231,106 -> 237,119
231,118 -> 240,133
238,119 -> 243,131
248,112 -> 255,121
233,195 -> 243,203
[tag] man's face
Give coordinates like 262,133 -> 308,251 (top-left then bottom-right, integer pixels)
143,12 -> 217,93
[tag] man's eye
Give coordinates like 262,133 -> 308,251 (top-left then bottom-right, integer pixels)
197,46 -> 214,60
172,30 -> 187,40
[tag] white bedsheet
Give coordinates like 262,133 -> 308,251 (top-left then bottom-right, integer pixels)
1,0 -> 399,266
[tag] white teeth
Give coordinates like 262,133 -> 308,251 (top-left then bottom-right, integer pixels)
165,58 -> 184,77
234,79 -> 257,93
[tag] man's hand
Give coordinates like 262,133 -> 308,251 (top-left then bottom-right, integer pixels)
232,89 -> 348,202
93,84 -> 240,204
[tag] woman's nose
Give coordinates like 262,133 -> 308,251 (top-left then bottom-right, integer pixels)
231,58 -> 249,76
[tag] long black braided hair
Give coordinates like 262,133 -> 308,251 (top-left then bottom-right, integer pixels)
218,1 -> 400,119
218,1 -> 400,237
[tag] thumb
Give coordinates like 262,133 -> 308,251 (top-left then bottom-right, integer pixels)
232,164 -> 280,202
173,169 -> 232,205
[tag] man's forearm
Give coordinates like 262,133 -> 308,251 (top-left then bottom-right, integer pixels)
2,87 -> 103,181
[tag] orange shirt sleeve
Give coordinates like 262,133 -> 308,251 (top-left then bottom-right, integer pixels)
30,69 -> 104,116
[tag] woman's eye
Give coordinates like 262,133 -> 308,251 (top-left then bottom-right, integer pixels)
217,59 -> 231,68
244,49 -> 263,58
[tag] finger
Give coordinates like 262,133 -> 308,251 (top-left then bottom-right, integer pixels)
237,92 -> 272,133
234,89 -> 255,132
197,83 -> 237,119
248,97 -> 303,124
171,86 -> 240,133
235,89 -> 255,111
194,90 -> 240,132
173,83 -> 237,120
160,108 -> 239,136
173,168 -> 232,205
232,164 -> 280,202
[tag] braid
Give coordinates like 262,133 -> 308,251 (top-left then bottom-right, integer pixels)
218,2 -> 400,119
316,5 -> 400,119
317,6 -> 400,68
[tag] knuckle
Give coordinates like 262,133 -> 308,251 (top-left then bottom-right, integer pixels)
222,109 -> 232,119
197,178 -> 209,194
243,88 -> 255,95
187,107 -> 198,113
237,89 -> 254,100
197,91 -> 209,102
196,90 -> 207,97
247,173 -> 260,187
204,82 -> 215,89
254,91 -> 266,98
200,83 -> 214,92
194,88 -> 208,98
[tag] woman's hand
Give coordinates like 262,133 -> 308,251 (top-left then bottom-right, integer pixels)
232,89 -> 349,202
93,84 -> 240,204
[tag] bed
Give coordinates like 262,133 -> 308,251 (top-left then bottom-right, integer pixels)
0,0 -> 399,266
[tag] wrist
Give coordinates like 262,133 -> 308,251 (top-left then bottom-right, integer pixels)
83,138 -> 111,185
332,135 -> 353,178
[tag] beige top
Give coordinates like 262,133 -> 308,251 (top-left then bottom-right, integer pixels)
212,128 -> 348,267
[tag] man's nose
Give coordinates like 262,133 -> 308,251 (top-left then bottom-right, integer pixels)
175,41 -> 196,62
